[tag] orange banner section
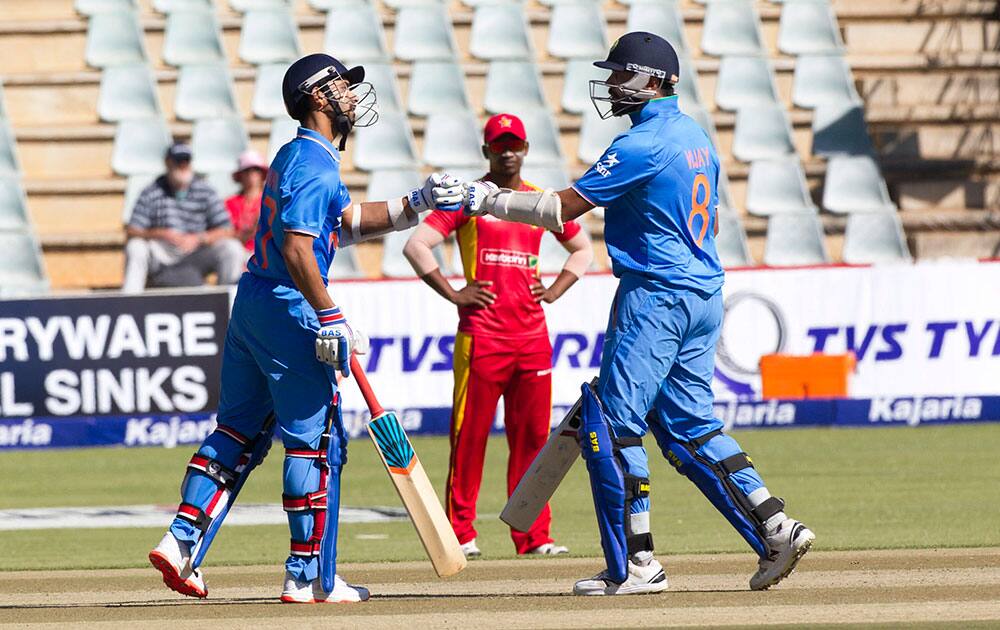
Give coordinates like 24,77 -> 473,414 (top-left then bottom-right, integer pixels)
760,353 -> 856,399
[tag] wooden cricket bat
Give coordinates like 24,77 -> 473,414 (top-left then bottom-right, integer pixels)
499,379 -> 596,532
349,356 -> 466,578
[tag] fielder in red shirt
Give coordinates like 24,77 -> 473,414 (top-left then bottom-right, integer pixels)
404,113 -> 593,557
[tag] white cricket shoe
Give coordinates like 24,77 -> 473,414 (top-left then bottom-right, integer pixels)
460,538 -> 481,558
572,558 -> 668,596
148,532 -> 208,599
750,518 -> 816,591
280,571 -> 371,604
525,543 -> 569,556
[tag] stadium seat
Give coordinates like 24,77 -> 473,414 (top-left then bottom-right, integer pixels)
239,8 -> 301,65
518,109 -> 565,166
152,0 -> 211,11
715,56 -> 779,111
362,62 -> 405,114
812,102 -> 875,157
484,61 -> 547,114
162,10 -> 226,66
0,81 -> 5,119
324,4 -> 389,63
175,63 -> 238,121
562,59 -> 607,114
122,173 -> 156,223
97,63 -> 161,122
77,0 -> 138,14
521,165 -> 570,191
230,0 -> 293,10
0,177 -> 29,231
792,54 -> 860,109
578,107 -> 630,164
538,232 -> 570,274
764,211 -> 830,266
365,168 -> 422,202
0,122 -> 22,175
0,231 -> 48,298
202,170 -> 241,200
111,118 -> 172,176
715,210 -> 753,267
84,11 -> 147,68
191,117 -> 249,174
364,171 -> 449,277
745,158 -> 818,216
732,103 -> 795,162
307,0 -> 336,9
701,2 -> 764,56
330,247 -> 365,279
267,117 -> 299,162
394,6 -> 457,61
252,63 -> 291,119
778,0 -> 845,55
842,211 -> 911,264
626,1 -> 688,53
822,154 -> 895,213
408,61 -> 469,116
683,100 -> 718,141
423,111 -> 485,168
676,54 -> 703,108
717,163 -> 736,212
547,3 -> 607,60
353,110 -> 419,171
470,5 -> 533,61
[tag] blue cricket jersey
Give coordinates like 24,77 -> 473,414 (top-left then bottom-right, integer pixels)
248,127 -> 351,285
573,96 -> 724,295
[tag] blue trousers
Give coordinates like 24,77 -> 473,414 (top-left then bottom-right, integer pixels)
170,273 -> 346,581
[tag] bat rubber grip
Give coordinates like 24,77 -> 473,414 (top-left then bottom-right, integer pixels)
350,355 -> 385,417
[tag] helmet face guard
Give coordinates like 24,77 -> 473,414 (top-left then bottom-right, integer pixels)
297,65 -> 379,132
589,61 -> 673,119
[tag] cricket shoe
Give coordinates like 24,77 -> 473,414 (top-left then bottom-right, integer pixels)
572,559 -> 668,596
280,572 -> 371,604
461,538 -> 481,558
148,532 -> 207,599
750,519 -> 816,591
525,543 -> 569,556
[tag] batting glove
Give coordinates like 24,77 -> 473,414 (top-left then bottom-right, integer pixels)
315,307 -> 370,377
408,172 -> 465,213
463,180 -> 500,217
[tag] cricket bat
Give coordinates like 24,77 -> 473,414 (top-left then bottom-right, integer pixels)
349,355 -> 466,578
499,378 -> 596,532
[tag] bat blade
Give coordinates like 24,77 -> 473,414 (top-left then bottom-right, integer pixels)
368,412 -> 467,578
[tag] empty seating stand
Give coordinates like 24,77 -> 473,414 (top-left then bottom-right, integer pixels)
175,64 -> 239,121
239,7 -> 301,65
470,5 -> 533,61
162,9 -> 226,66
84,10 -> 147,68
98,63 -> 161,122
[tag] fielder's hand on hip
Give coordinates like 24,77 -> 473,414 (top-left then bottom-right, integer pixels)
408,172 -> 465,213
463,180 -> 501,217
315,307 -> 370,377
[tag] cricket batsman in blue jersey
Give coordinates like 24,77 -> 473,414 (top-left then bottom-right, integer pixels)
460,32 -> 815,595
148,53 -> 464,603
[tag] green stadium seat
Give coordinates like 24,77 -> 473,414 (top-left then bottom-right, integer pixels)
252,63 -> 292,119
732,103 -> 795,162
484,61 -> 547,114
98,63 -> 161,122
792,54 -> 860,109
0,230 -> 48,298
701,2 -> 764,57
84,11 -> 147,68
112,118 -> 171,176
239,8 -> 301,65
408,62 -> 469,116
394,6 -> 458,61
822,155 -> 896,214
547,3 -> 607,60
162,9 -> 226,66
191,117 -> 249,174
715,55 -> 780,111
778,0 -> 845,55
423,111 -> 485,168
324,4 -> 389,62
764,211 -> 830,266
353,110 -> 419,170
746,157 -> 818,216
470,5 -> 533,61
175,63 -> 238,121
842,211 -> 911,264
0,177 -> 29,231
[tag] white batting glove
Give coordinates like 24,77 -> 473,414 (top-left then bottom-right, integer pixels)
408,172 -> 465,213
315,306 -> 370,377
463,180 -> 500,217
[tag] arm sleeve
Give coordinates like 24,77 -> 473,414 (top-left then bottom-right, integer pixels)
553,218 -> 583,243
203,184 -> 232,230
422,208 -> 465,238
280,165 -> 338,236
572,133 -> 661,208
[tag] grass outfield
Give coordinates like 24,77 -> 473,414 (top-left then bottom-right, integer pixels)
0,424 -> 997,571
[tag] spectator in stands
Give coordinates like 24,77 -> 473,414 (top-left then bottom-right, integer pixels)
225,150 -> 267,253
122,142 -> 245,293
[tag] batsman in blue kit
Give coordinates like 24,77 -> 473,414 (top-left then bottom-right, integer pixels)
148,53 -> 464,603
461,32 -> 815,595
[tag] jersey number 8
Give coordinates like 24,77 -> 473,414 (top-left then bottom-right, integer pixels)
688,173 -> 712,249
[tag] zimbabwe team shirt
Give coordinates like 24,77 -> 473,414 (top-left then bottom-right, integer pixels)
424,181 -> 583,339
573,96 -> 724,296
248,127 -> 351,285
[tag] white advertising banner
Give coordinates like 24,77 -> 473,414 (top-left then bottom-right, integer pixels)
331,259 -> 1000,413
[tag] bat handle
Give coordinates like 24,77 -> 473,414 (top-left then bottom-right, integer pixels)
349,355 -> 385,418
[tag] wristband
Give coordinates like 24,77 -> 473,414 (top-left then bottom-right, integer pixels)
316,306 -> 345,327
388,196 -> 417,229
350,204 -> 362,244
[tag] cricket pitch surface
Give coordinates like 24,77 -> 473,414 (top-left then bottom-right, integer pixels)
2,548 -> 998,628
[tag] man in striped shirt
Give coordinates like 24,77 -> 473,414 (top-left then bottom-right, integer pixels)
123,142 -> 246,293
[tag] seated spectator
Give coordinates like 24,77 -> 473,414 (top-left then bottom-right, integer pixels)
122,142 -> 245,294
225,150 -> 267,253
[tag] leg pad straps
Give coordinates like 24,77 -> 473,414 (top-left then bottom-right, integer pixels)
177,502 -> 211,532
187,454 -> 237,490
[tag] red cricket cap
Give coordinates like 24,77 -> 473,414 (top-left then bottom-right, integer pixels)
483,113 -> 527,143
